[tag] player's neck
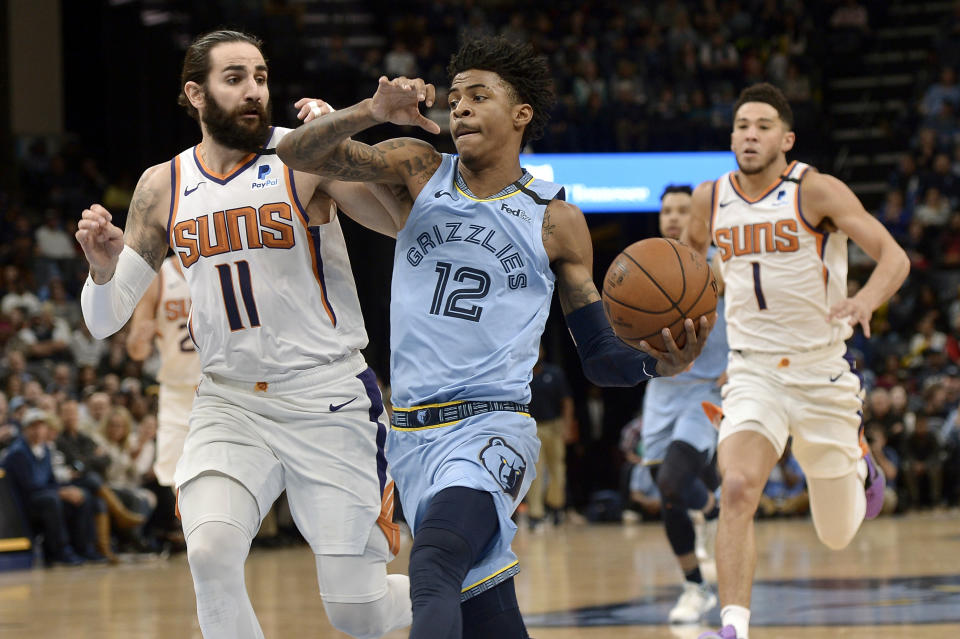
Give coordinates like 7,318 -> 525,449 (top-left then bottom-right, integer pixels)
197,136 -> 256,174
457,157 -> 524,199
735,158 -> 790,198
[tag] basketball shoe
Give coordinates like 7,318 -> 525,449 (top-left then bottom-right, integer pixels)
860,430 -> 885,519
669,581 -> 717,624
698,625 -> 738,638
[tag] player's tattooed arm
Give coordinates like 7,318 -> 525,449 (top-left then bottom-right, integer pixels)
544,199 -> 602,314
123,165 -> 171,271
277,78 -> 443,199
77,163 -> 169,283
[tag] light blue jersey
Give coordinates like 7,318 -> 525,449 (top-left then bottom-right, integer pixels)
387,154 -> 564,600
641,248 -> 729,463
390,154 -> 563,408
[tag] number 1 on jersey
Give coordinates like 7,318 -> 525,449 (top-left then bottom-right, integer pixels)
751,261 -> 768,310
216,261 -> 261,331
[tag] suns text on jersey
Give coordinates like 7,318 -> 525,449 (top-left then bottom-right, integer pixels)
714,218 -> 800,261
172,202 -> 296,267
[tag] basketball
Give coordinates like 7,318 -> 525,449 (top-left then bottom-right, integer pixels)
602,238 -> 718,352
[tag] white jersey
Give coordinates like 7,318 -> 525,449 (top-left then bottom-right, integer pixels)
711,161 -> 852,353
167,126 -> 367,382
155,257 -> 202,387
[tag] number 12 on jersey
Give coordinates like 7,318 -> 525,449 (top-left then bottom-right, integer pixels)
430,261 -> 491,322
216,261 -> 261,331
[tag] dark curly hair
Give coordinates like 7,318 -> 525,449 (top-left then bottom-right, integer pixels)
177,30 -> 264,121
447,37 -> 555,147
733,82 -> 794,129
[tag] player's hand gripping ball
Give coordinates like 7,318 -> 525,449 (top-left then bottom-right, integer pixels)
602,238 -> 718,352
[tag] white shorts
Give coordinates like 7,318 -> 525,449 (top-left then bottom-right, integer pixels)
174,352 -> 392,555
155,383 -> 195,487
719,343 -> 863,479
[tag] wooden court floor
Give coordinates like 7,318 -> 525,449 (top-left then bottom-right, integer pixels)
1,511 -> 959,638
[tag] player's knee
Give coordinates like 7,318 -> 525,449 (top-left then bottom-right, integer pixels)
408,527 -> 474,599
815,523 -> 856,551
186,522 -> 246,582
322,575 -> 411,639
721,470 -> 764,514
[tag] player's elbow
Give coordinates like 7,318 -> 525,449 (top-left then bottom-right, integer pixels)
275,135 -> 299,169
85,322 -> 116,341
893,246 -> 911,283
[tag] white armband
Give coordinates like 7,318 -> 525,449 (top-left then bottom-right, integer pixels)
80,246 -> 158,339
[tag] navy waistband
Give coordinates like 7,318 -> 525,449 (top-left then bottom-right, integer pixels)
390,400 -> 530,430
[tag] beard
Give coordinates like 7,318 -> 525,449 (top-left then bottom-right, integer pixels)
201,88 -> 272,153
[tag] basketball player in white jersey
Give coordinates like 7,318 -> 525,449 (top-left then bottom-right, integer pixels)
126,256 -> 200,488
685,84 -> 910,639
75,30 -> 411,639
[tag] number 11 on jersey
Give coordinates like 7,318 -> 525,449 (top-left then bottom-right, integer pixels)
216,261 -> 261,331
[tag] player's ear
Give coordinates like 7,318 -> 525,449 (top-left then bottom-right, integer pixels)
513,103 -> 533,132
782,130 -> 796,153
184,82 -> 205,112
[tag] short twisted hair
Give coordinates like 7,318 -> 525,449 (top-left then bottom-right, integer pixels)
447,37 -> 555,146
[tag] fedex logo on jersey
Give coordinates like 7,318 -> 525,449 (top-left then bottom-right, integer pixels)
172,203 -> 296,268
251,164 -> 279,190
714,219 -> 800,261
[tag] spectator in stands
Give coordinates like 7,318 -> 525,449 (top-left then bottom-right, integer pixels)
920,67 -> 960,118
68,321 -> 106,369
34,210 -> 77,286
80,391 -> 110,434
21,304 -> 71,363
890,154 -> 923,208
97,407 -> 156,547
914,187 -> 951,227
902,414 -> 944,508
0,391 -> 16,451
1,266 -> 40,316
0,408 -> 100,565
876,189 -> 911,241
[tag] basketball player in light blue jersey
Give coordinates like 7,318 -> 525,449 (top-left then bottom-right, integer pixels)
278,37 -> 715,639
643,185 -> 727,625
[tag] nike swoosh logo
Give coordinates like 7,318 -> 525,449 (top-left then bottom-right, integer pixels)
184,182 -> 204,196
434,190 -> 453,199
718,200 -> 734,207
829,373 -> 843,382
329,397 -> 358,412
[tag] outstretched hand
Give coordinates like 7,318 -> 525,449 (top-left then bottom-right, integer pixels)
636,314 -> 716,377
76,204 -> 124,282
369,76 -> 441,134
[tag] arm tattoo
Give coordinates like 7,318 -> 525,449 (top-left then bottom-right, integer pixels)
557,271 -> 601,314
284,104 -> 393,181
126,178 -> 168,270
541,206 -> 557,243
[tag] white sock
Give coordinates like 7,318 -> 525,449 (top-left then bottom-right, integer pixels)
721,604 -> 750,638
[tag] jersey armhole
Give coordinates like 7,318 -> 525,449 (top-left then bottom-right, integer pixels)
166,156 -> 182,250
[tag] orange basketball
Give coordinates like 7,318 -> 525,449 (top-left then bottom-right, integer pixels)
602,238 -> 718,351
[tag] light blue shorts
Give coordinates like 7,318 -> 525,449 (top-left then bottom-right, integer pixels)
386,411 -> 539,600
641,378 -> 720,463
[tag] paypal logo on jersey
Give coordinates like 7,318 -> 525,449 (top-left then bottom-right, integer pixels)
251,164 -> 279,189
